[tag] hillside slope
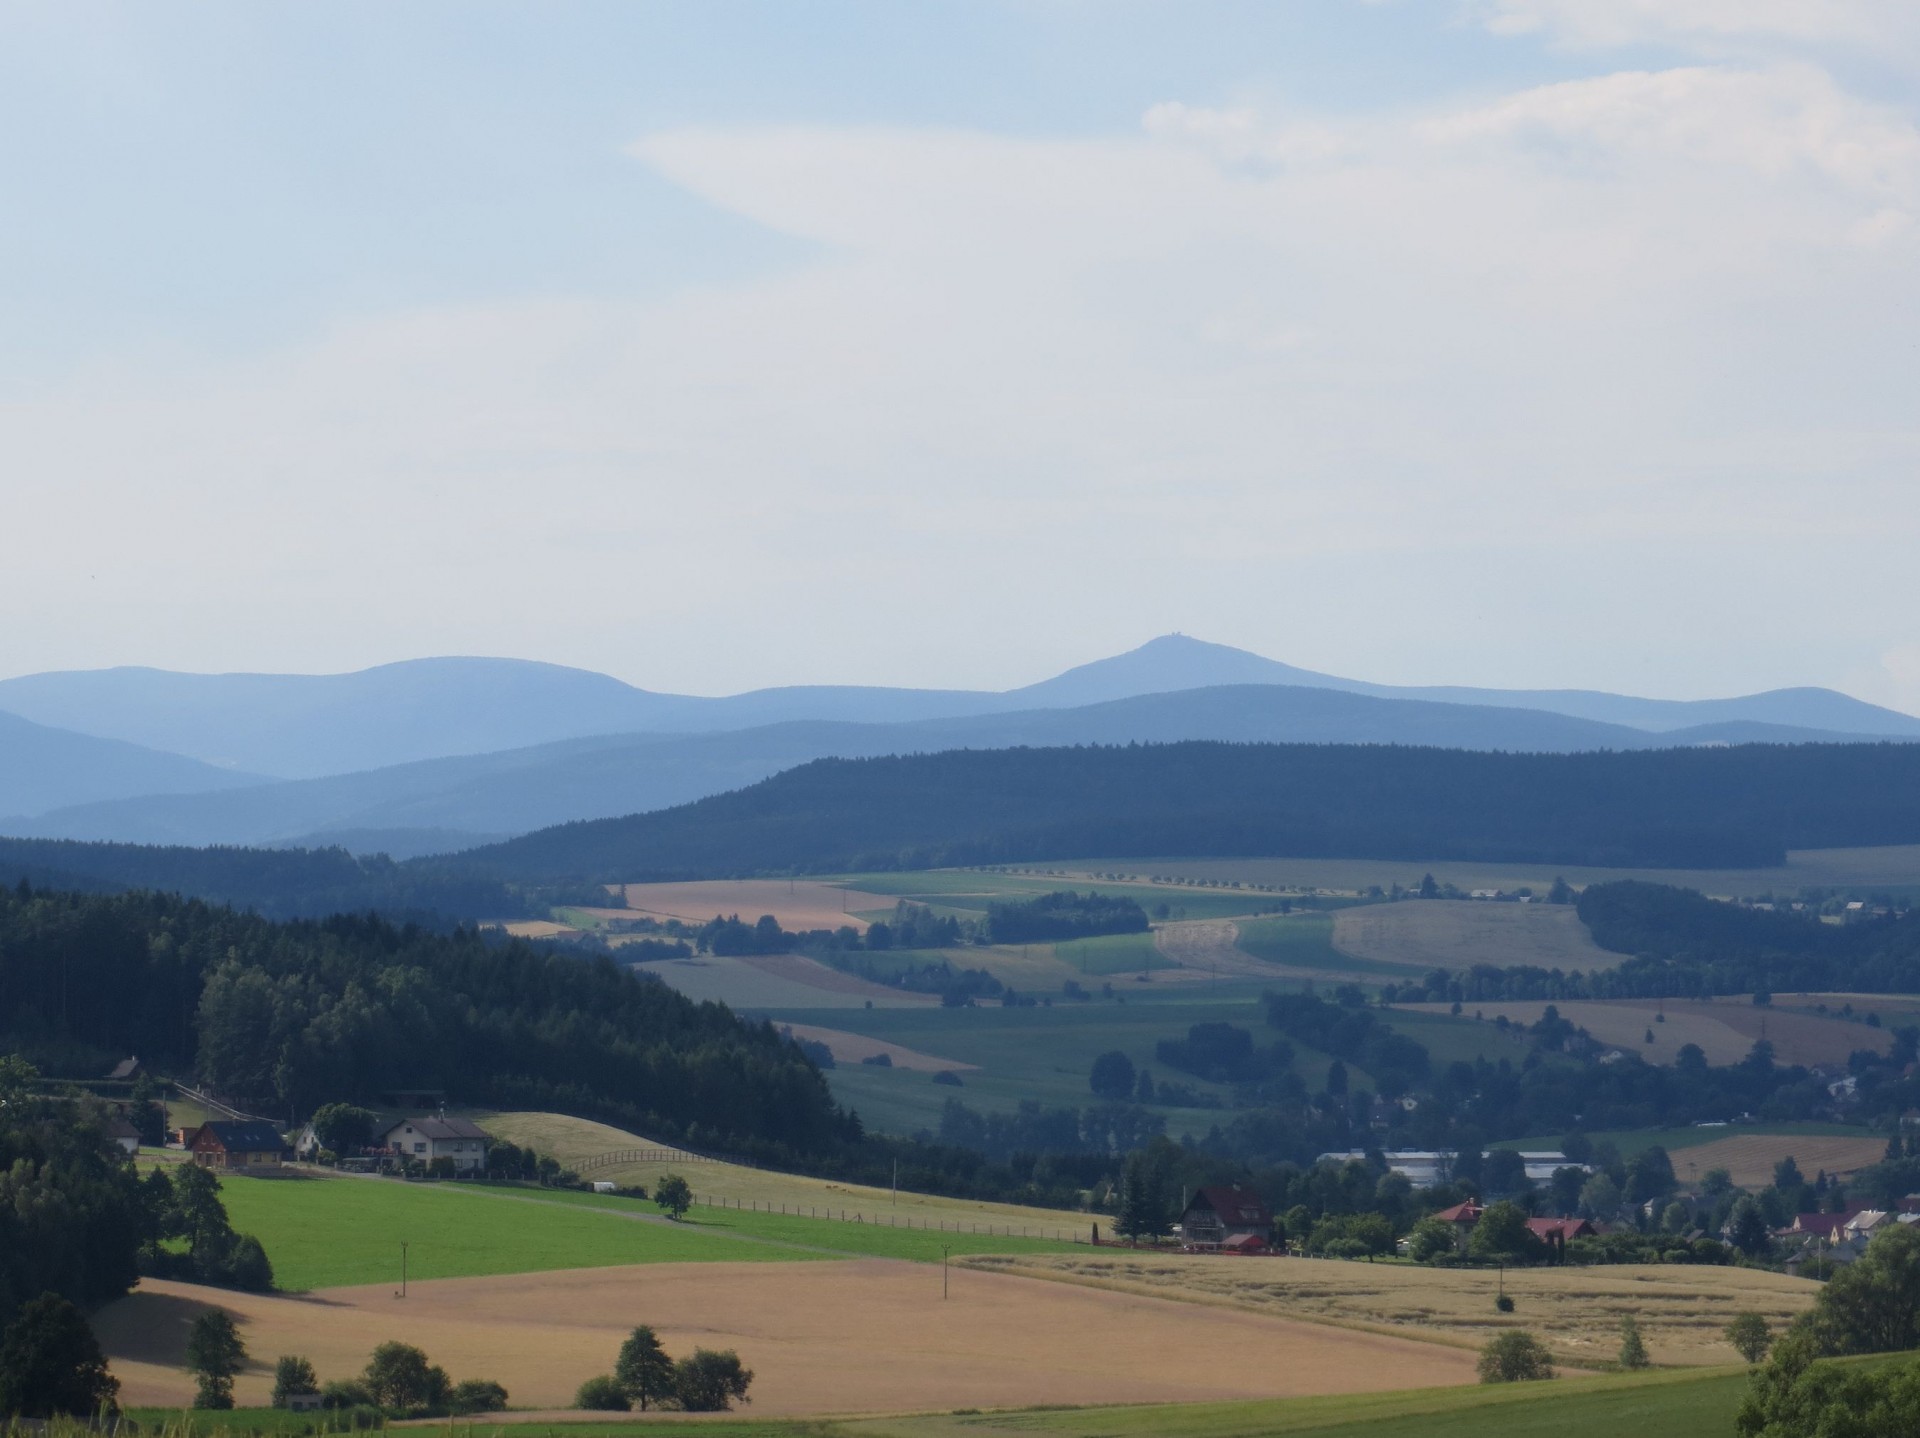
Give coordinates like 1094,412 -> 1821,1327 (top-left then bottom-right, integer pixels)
431,740 -> 1920,882
0,709 -> 264,818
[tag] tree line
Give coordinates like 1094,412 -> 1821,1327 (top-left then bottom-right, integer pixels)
426,740 -> 1920,883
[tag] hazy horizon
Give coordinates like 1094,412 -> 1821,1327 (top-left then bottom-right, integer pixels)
4,4 -> 1917,709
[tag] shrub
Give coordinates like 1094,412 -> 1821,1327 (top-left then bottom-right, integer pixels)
672,1349 -> 754,1412
1619,1316 -> 1650,1370
576,1374 -> 631,1411
933,1070 -> 963,1086
271,1355 -> 319,1408
1478,1331 -> 1554,1384
320,1380 -> 375,1409
1495,1294 -> 1515,1313
448,1378 -> 509,1414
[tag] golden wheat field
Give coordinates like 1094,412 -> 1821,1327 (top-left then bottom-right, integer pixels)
1667,1133 -> 1890,1190
95,1262 -> 1479,1414
967,1253 -> 1818,1367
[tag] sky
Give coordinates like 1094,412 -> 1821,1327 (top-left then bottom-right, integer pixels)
3,1 -> 1918,709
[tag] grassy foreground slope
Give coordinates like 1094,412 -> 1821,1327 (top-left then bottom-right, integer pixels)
217,1170 -> 1083,1290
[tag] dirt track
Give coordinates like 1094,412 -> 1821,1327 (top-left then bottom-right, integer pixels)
96,1260 -> 1478,1414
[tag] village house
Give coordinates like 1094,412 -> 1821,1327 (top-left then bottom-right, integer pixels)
380,1115 -> 492,1171
103,1114 -> 141,1154
1525,1215 -> 1596,1261
1177,1185 -> 1273,1251
189,1120 -> 287,1173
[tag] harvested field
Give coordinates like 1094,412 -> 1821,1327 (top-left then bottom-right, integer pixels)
972,1253 -> 1817,1368
496,920 -> 580,941
640,953 -> 933,1009
1399,997 -> 1892,1068
469,1110 -> 1086,1231
1333,901 -> 1618,974
97,1262 -> 1478,1413
1669,1133 -> 1889,1190
778,1022 -> 975,1072
617,880 -> 897,933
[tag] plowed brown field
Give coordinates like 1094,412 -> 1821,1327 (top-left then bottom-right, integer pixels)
97,1262 -> 1479,1414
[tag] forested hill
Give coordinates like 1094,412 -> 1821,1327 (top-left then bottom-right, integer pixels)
0,835 -> 568,922
0,883 -> 850,1161
431,740 -> 1920,882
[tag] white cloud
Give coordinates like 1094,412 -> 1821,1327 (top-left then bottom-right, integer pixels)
1471,0 -> 1920,60
2,57 -> 1918,699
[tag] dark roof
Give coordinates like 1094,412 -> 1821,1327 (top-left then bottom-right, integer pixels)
105,1057 -> 142,1080
197,1120 -> 286,1152
103,1115 -> 141,1139
383,1116 -> 491,1142
1185,1186 -> 1272,1228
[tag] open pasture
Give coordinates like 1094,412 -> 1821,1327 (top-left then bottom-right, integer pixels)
778,1022 -> 976,1072
836,869 -> 1274,922
97,1260 -> 1479,1414
1398,997 -> 1893,1068
641,953 -> 935,1009
1065,845 -> 1920,901
1232,913 -> 1419,982
1333,900 -> 1618,974
616,879 -> 899,932
968,1252 -> 1816,1368
1666,1132 -> 1890,1190
470,1110 -> 1094,1231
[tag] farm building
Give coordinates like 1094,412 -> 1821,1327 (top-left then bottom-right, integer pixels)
1178,1185 -> 1272,1250
189,1120 -> 287,1173
1525,1216 -> 1595,1260
381,1115 -> 492,1171
1315,1149 -> 1582,1191
104,1056 -> 144,1081
103,1114 -> 141,1154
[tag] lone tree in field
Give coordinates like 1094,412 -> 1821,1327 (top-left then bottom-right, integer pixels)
672,1349 -> 753,1411
0,1292 -> 120,1419
615,1325 -> 676,1411
1477,1330 -> 1554,1384
654,1173 -> 693,1220
363,1341 -> 450,1413
1618,1316 -> 1650,1370
1088,1050 -> 1135,1101
271,1355 -> 318,1408
1727,1312 -> 1773,1366
185,1310 -> 247,1410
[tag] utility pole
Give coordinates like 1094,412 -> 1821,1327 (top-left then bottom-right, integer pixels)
892,1159 -> 898,1207
942,1245 -> 950,1300
398,1242 -> 409,1298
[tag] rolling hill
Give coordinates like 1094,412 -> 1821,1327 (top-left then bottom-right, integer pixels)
427,739 -> 1920,883
9,684 -> 1888,855
0,709 -> 264,817
3,635 -> 1914,785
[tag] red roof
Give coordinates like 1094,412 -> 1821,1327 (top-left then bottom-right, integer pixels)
1222,1233 -> 1270,1252
1526,1217 -> 1594,1241
1433,1201 -> 1484,1225
1791,1209 -> 1865,1239
1185,1186 -> 1273,1228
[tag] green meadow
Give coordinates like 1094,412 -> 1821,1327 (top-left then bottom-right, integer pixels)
215,1172 -> 1082,1292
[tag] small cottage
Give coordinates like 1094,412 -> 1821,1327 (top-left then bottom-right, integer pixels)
1178,1185 -> 1273,1250
380,1115 -> 492,1172
190,1120 -> 286,1173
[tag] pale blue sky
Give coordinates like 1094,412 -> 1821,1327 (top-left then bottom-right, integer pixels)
3,3 -> 1918,708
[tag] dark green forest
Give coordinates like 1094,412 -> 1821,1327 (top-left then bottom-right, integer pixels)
429,740 -> 1920,883
0,836 -> 582,922
0,883 -> 850,1161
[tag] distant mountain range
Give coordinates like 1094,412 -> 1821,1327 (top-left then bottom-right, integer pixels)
4,635 -> 1916,855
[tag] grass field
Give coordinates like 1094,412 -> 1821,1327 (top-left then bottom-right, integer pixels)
1399,997 -> 1893,1068
616,880 -> 900,932
831,870 -> 1275,923
1490,1121 -> 1874,1159
469,1111 -> 1093,1231
1332,900 -> 1619,975
1234,914 -> 1419,980
966,1252 -> 1817,1368
766,984 -> 1360,1136
1060,845 -> 1920,901
215,1174 -> 803,1290
641,952 -> 935,1009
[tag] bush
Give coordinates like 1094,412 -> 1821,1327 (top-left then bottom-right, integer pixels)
1619,1316 -> 1650,1370
320,1379 -> 375,1409
672,1349 -> 754,1411
272,1355 -> 319,1408
933,1070 -> 963,1086
576,1374 -> 631,1411
1495,1294 -> 1516,1313
1478,1331 -> 1554,1384
448,1378 -> 509,1414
